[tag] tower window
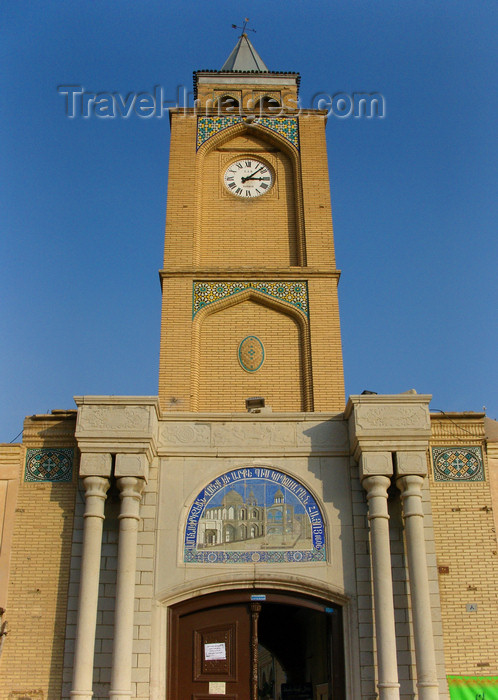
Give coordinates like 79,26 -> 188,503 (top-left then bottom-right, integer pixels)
255,97 -> 281,115
218,95 -> 240,114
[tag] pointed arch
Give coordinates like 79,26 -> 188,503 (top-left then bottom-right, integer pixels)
193,120 -> 306,266
190,288 -> 313,411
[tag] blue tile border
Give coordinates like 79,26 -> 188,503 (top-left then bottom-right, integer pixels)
197,116 -> 299,150
193,281 -> 309,318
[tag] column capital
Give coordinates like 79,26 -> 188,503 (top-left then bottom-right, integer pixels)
82,476 -> 110,519
362,475 -> 391,521
396,473 -> 425,494
116,476 -> 145,521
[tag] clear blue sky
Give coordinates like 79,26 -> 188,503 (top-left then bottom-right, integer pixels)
1,0 -> 497,441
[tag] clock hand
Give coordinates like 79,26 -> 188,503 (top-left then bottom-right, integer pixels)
241,166 -> 265,183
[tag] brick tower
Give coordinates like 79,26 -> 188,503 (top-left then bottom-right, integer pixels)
158,32 -> 345,413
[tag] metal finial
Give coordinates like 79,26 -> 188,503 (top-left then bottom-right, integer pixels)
231,18 -> 256,34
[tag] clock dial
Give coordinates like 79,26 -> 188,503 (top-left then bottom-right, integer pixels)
223,158 -> 274,198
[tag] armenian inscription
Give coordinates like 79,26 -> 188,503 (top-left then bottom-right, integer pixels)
184,468 -> 326,563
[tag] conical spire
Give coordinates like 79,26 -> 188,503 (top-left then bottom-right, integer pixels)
221,33 -> 268,72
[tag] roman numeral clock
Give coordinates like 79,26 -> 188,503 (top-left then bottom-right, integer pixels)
223,158 -> 274,197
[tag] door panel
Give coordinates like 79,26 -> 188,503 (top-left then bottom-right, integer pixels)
172,603 -> 251,699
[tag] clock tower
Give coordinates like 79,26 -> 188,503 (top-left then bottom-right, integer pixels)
158,32 -> 345,413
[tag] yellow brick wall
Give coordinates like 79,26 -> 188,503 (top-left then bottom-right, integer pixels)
163,115 -> 197,268
197,298 -> 304,412
199,133 -> 297,266
0,445 -> 21,609
308,278 -> 345,411
298,114 -> 337,268
0,413 -> 78,700
428,414 -> 498,676
159,103 -> 345,413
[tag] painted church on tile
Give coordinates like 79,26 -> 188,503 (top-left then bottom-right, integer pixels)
1,32 -> 497,700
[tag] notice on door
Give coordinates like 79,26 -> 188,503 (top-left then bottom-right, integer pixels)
209,681 -> 226,695
204,642 -> 226,660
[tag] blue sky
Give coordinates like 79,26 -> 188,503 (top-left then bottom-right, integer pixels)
1,0 -> 497,441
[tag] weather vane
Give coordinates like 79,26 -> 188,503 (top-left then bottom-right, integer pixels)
231,18 -> 256,34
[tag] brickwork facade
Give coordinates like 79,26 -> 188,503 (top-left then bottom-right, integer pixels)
158,78 -> 345,414
0,412 -> 77,700
428,413 -> 498,678
1,39 -> 497,700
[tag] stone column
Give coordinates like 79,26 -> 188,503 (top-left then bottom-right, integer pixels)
71,474 -> 110,700
362,471 -> 400,700
109,475 -> 145,700
397,469 -> 439,700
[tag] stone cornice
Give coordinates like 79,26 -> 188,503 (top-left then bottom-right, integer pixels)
74,397 -> 161,462
346,394 -> 432,462
159,268 -> 341,280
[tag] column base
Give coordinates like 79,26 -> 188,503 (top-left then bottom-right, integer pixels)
70,692 -> 93,700
417,680 -> 441,699
377,681 -> 401,700
109,692 -> 132,700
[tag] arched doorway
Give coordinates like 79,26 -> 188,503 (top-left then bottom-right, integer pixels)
168,590 -> 345,699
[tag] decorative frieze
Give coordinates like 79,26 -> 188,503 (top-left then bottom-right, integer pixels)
197,116 -> 299,150
192,281 -> 309,318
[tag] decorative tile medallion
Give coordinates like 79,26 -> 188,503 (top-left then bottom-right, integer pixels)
238,335 -> 265,372
197,116 -> 299,150
184,467 -> 326,564
25,448 -> 74,482
431,446 -> 484,482
193,281 -> 308,318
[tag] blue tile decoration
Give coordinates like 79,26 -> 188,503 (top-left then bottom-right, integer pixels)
197,116 -> 242,148
193,281 -> 308,318
25,448 -> 74,482
432,446 -> 484,482
238,335 -> 265,372
197,116 -> 299,150
184,467 -> 326,564
254,117 -> 299,149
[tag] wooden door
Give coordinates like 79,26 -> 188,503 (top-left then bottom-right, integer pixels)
170,602 -> 252,699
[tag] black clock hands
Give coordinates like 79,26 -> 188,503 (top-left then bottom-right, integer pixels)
241,165 -> 265,183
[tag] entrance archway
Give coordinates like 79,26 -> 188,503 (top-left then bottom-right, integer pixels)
168,589 -> 345,699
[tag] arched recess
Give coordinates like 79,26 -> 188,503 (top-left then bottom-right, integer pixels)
190,289 -> 313,411
167,589 -> 347,700
193,121 -> 306,267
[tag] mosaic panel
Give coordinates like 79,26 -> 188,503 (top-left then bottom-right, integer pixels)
184,467 -> 326,564
197,116 -> 299,150
193,281 -> 308,317
238,335 -> 265,372
25,448 -> 74,482
197,116 -> 242,149
254,117 -> 299,149
432,446 -> 484,482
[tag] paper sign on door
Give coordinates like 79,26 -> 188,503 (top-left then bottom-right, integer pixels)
204,642 -> 227,660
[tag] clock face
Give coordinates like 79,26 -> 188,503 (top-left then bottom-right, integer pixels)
223,158 -> 273,198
